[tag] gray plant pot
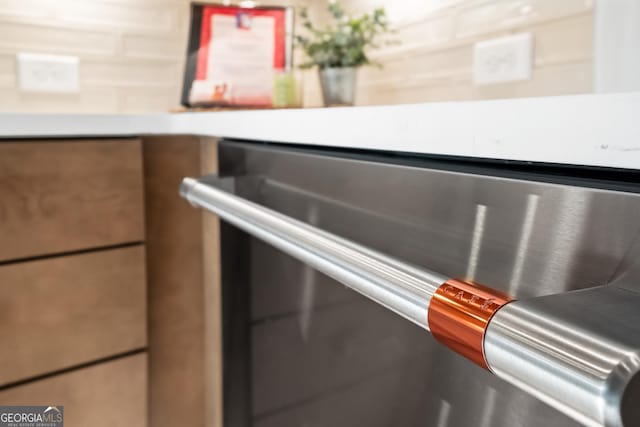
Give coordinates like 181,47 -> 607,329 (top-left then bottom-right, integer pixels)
318,67 -> 357,107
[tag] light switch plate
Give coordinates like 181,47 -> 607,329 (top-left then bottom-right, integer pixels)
473,33 -> 532,85
17,52 -> 79,93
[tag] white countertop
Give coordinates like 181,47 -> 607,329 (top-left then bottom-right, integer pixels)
1,92 -> 640,170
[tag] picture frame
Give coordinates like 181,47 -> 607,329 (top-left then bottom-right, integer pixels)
181,3 -> 294,108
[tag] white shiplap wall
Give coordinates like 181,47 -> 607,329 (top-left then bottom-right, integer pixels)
316,0 -> 594,106
0,0 -> 308,113
0,0 -> 595,112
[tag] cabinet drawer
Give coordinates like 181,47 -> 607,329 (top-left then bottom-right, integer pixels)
0,353 -> 147,427
0,246 -> 147,386
0,139 -> 144,262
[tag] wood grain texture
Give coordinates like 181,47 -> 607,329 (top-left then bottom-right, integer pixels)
143,136 -> 221,427
0,245 -> 147,386
0,139 -> 144,262
0,353 -> 148,427
200,137 -> 223,427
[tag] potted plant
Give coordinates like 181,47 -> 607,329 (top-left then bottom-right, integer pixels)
296,1 -> 392,107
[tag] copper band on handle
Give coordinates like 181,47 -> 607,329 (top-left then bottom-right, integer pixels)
427,279 -> 513,369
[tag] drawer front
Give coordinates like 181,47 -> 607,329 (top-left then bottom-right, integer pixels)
0,139 -> 144,262
0,246 -> 147,386
0,354 -> 147,427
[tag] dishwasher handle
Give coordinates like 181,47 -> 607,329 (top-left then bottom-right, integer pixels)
180,176 -> 640,427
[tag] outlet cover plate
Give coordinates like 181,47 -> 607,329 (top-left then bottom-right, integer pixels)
473,33 -> 533,85
17,52 -> 79,94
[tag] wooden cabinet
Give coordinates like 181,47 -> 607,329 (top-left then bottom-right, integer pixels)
0,354 -> 147,427
143,136 -> 221,427
0,246 -> 146,386
0,136 -> 220,427
0,139 -> 144,262
0,138 -> 148,427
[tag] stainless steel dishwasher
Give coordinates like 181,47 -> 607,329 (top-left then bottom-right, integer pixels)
181,140 -> 640,427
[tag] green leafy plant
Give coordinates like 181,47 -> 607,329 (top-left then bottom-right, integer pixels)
295,1 -> 393,69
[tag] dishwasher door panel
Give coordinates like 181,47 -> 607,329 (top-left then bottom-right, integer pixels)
218,141 -> 640,427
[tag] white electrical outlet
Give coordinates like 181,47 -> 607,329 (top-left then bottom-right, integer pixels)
473,33 -> 532,85
17,53 -> 79,93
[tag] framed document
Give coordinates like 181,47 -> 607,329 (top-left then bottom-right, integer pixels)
182,3 -> 293,107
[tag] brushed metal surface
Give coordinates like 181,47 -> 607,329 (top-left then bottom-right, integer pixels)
215,141 -> 640,427
485,286 -> 640,427
181,177 -> 447,329
182,177 -> 640,426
